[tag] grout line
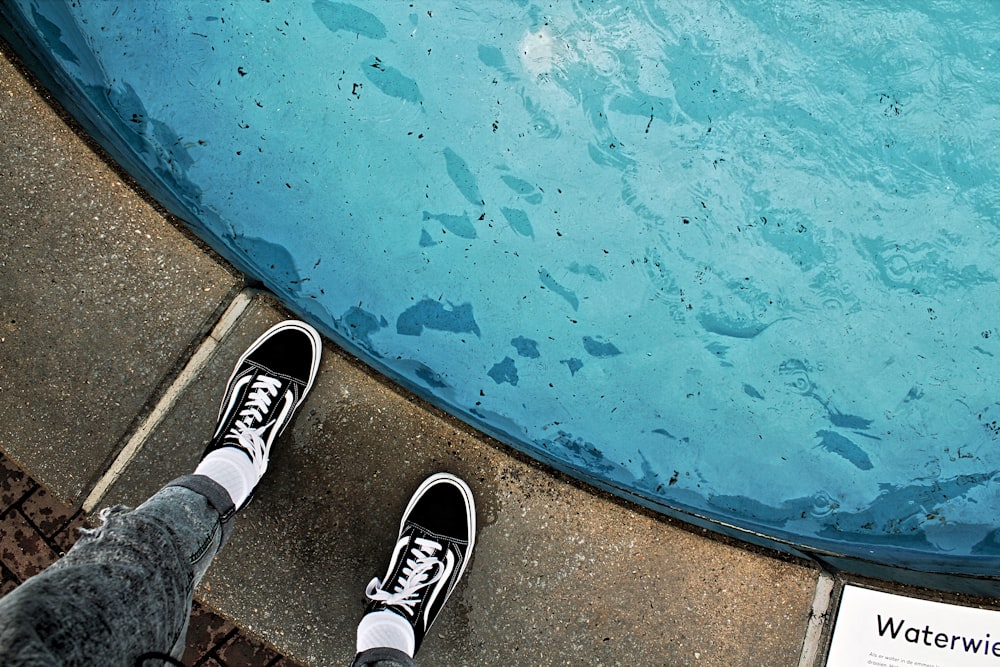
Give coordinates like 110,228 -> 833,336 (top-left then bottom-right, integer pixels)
82,290 -> 255,513
798,571 -> 836,667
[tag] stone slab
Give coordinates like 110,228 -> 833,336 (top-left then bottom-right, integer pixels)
0,51 -> 238,503
104,296 -> 819,666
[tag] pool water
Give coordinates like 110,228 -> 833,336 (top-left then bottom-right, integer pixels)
3,1 -> 1000,579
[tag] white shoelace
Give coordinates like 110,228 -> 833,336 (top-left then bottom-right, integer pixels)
366,537 -> 444,616
226,375 -> 282,474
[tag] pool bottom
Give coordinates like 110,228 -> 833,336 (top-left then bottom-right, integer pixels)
4,0 -> 1000,592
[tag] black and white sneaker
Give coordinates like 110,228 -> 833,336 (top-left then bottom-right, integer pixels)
203,319 -> 321,509
363,473 -> 477,653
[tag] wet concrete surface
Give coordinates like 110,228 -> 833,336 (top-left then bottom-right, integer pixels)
100,294 -> 818,666
0,53 -> 238,503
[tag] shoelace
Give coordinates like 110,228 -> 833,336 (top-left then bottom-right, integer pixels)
366,537 -> 444,616
225,375 -> 282,474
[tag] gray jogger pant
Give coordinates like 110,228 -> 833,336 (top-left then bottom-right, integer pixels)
0,475 -> 234,667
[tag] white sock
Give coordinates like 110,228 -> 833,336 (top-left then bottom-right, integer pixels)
194,447 -> 257,508
356,610 -> 416,657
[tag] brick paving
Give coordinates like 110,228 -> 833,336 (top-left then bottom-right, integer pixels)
0,449 -> 305,667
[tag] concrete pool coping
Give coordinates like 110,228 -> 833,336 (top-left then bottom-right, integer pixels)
2,45 -> 999,667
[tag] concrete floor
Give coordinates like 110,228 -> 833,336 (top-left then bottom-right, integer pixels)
0,48 -> 831,666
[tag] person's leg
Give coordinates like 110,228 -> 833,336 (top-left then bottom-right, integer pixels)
351,472 -> 477,667
0,475 -> 233,666
350,646 -> 418,667
0,320 -> 321,666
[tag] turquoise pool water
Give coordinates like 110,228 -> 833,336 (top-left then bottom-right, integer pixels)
3,1 -> 1000,580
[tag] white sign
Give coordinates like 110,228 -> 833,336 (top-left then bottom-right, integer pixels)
827,585 -> 1000,667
